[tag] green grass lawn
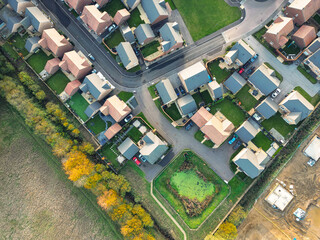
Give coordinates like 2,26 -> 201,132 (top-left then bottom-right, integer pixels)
127,8 -> 145,28
27,49 -> 53,74
192,92 -> 203,107
294,86 -> 320,106
207,59 -> 232,83
164,103 -> 181,121
201,90 -> 213,104
100,0 -> 125,17
154,150 -> 229,229
210,98 -> 246,127
118,91 -> 133,102
46,70 -> 70,94
165,0 -> 176,10
10,33 -> 29,56
298,65 -> 317,84
126,126 -> 143,143
86,115 -> 106,135
251,132 -> 272,151
236,85 -> 258,111
140,41 -> 160,57
100,144 -> 121,171
148,84 -> 158,99
282,40 -> 300,55
127,65 -> 141,72
2,42 -> 19,60
154,99 -> 173,122
68,92 -> 89,121
264,62 -> 283,81
104,29 -> 125,49
261,112 -> 295,138
194,130 -> 205,142
173,0 -> 241,41
203,140 -> 214,148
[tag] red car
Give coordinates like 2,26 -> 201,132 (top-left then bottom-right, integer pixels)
238,68 -> 244,74
133,157 -> 142,166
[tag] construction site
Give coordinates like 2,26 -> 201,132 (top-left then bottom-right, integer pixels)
237,126 -> 320,240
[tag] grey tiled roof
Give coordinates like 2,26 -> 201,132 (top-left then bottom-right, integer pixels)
118,137 -> 139,160
224,72 -> 246,94
141,0 -> 168,24
308,48 -> 320,69
177,94 -> 197,115
122,25 -> 135,43
116,42 -> 138,69
134,24 -> 155,45
140,131 -> 168,164
159,22 -> 183,52
84,101 -> 101,118
24,36 -> 39,52
156,79 -> 177,104
256,97 -> 278,119
229,40 -> 255,65
235,120 -> 260,143
306,38 -> 320,53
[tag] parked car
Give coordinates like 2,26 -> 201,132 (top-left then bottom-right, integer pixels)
185,121 -> 194,131
253,113 -> 262,122
238,68 -> 244,74
88,53 -> 95,61
228,134 -> 238,145
124,114 -> 133,123
108,24 -> 116,32
250,54 -> 259,63
174,88 -> 180,97
133,157 -> 142,166
91,69 -> 97,74
138,154 -> 147,162
243,61 -> 251,69
247,66 -> 256,75
271,88 -> 281,99
233,140 -> 242,150
179,85 -> 186,95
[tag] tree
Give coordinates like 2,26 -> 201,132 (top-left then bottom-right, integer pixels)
132,231 -> 155,240
214,221 -> 237,240
80,142 -> 95,155
227,205 -> 247,226
120,215 -> 144,237
97,189 -> 121,211
52,137 -> 73,157
71,128 -> 80,137
35,90 -> 46,101
111,203 -> 131,222
84,173 -> 102,189
132,205 -> 153,227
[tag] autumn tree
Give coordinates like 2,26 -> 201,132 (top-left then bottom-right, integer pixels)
97,189 -> 121,211
120,215 -> 144,237
132,204 -> 154,228
84,172 -> 102,189
132,231 -> 156,240
80,142 -> 95,155
227,205 -> 247,226
214,221 -> 237,240
111,203 -> 132,222
52,137 -> 73,157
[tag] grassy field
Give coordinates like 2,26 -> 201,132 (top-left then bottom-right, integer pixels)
46,70 -> 70,94
127,8 -> 145,28
118,91 -> 133,102
0,101 -> 122,240
210,98 -> 246,127
261,112 -> 295,138
154,151 -> 229,228
86,114 -> 106,135
104,30 -> 125,49
297,65 -> 317,84
68,92 -> 89,121
126,126 -> 143,143
294,86 -> 320,106
251,132 -> 272,151
282,40 -> 300,55
236,85 -> 258,111
27,49 -> 53,73
207,59 -> 232,83
173,0 -> 241,41
141,41 -> 160,57
164,103 -> 181,121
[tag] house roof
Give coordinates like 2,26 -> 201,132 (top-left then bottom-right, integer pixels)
178,62 -> 210,92
140,131 -> 168,164
227,39 -> 256,65
177,94 -> 197,115
267,16 -> 292,35
8,0 -> 34,14
141,0 -> 168,24
126,0 -> 140,8
159,22 -> 183,52
208,81 -> 223,99
289,0 -> 312,10
104,123 -> 122,140
121,25 -> 135,43
134,24 -> 155,45
3,6 -> 22,33
256,97 -> 278,119
249,64 -> 280,96
305,38 -> 320,54
118,137 -> 139,160
293,25 -> 315,40
224,72 -> 246,94
155,79 -> 177,104
80,73 -> 114,100
44,57 -> 61,75
265,184 -> 294,211
191,107 -> 213,128
99,95 -> 131,122
304,135 -> 320,161
306,47 -> 320,69
235,120 -> 260,143
64,79 -> 81,96
25,6 -> 51,31
233,148 -> 269,178
25,36 -> 40,52
65,0 -> 92,13
113,9 -> 130,25
85,101 -> 101,118
116,42 -> 139,70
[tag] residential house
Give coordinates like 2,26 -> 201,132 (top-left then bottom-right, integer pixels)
304,48 -> 320,79
64,0 -> 92,14
235,120 -> 260,143
121,0 -> 140,10
84,101 -> 101,118
1,6 -> 23,34
114,9 -> 130,26
104,123 -> 122,140
255,97 -> 278,120
94,0 -> 109,8
59,50 -> 92,79
38,28 -> 73,57
23,6 -> 53,33
141,0 -> 168,25
80,72 -> 114,101
208,81 -> 223,100
284,0 -> 320,25
118,137 -> 139,160
192,107 -> 234,147
263,16 -> 294,49
155,78 -> 177,105
140,131 -> 168,164
115,42 -> 139,70
121,25 -> 135,44
25,36 -> 40,53
279,91 -> 314,125
159,22 -> 183,54
303,135 -> 320,161
134,24 -> 155,45
224,39 -> 256,66
224,72 -> 246,94
44,58 -> 61,75
99,95 -> 131,122
80,5 -> 112,36
304,37 -> 320,56
233,147 -> 270,178
64,80 -> 81,97
292,25 -> 316,49
178,61 -> 210,93
8,0 -> 34,15
177,94 -> 197,116
248,64 -> 280,96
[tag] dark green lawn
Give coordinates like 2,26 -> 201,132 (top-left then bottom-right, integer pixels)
67,92 -> 89,121
86,115 -> 106,135
165,0 -> 176,10
126,127 -> 143,143
46,70 -> 70,94
236,85 -> 258,111
173,0 -> 241,41
148,84 -> 157,98
210,99 -> 246,127
10,33 -> 29,56
118,91 -> 133,102
282,40 -> 300,54
251,132 -> 272,151
294,86 -> 320,106
203,140 -> 214,148
100,144 -> 121,171
127,65 -> 141,72
194,130 -> 205,142
27,49 -> 53,73
154,99 -> 173,122
201,90 -> 213,104
298,65 -> 317,84
100,0 -> 125,17
164,103 -> 181,121
261,112 -> 295,138
140,41 -> 160,57
192,92 -> 203,107
2,43 -> 19,60
127,8 -> 145,28
208,59 -> 232,83
104,29 -> 125,49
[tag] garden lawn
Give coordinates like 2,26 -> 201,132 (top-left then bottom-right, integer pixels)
27,49 -> 53,73
201,90 -> 213,104
251,132 -> 272,151
264,62 -> 283,81
194,130 -> 204,142
46,70 -> 70,94
173,0 -> 241,41
104,29 -> 125,49
86,115 -> 106,135
100,0 -> 124,17
2,43 -> 19,60
127,65 -> 141,72
261,112 -> 295,138
208,59 -> 232,83
126,127 -> 143,143
210,99 -> 246,127
282,40 -> 300,55
165,0 -> 176,10
236,85 -> 258,111
192,92 -> 203,107
127,8 -> 145,28
297,65 -> 317,84
294,86 -> 320,106
203,140 -> 214,148
154,99 -> 172,122
164,104 -> 181,121
154,151 -> 229,229
148,84 -> 158,99
68,92 -> 89,121
141,41 -> 160,57
10,33 -> 29,56
100,144 -> 121,171
118,91 -> 133,102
